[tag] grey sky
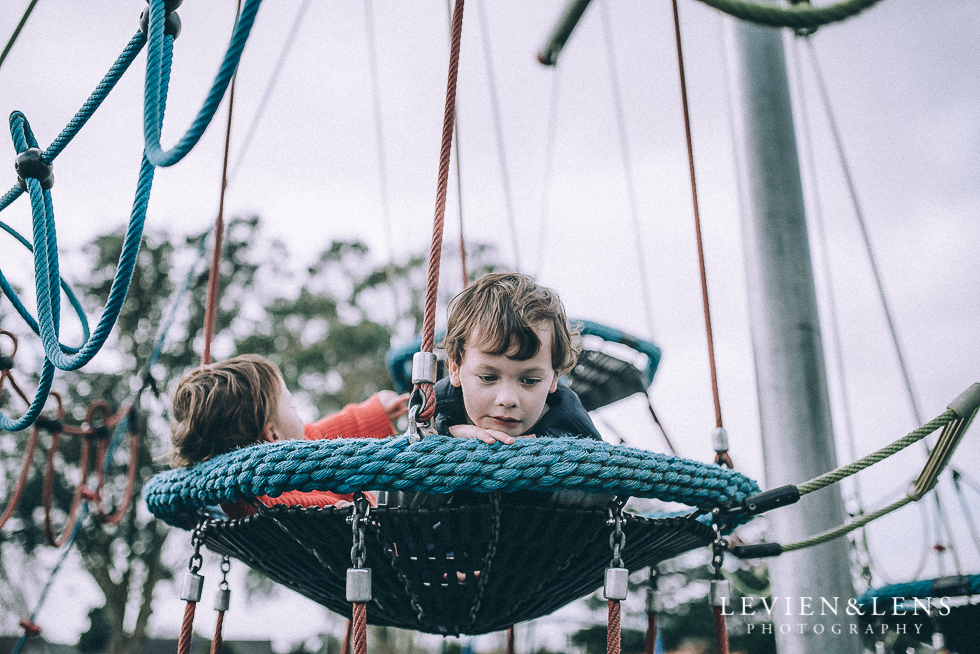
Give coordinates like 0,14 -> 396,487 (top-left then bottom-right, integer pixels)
0,0 -> 977,646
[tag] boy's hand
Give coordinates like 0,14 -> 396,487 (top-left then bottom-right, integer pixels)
378,391 -> 410,421
449,424 -> 517,445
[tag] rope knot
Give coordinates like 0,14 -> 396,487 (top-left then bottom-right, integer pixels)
81,487 -> 101,503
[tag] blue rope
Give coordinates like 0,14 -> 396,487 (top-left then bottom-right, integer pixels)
144,436 -> 760,529
142,0 -> 262,168
856,574 -> 980,606
11,504 -> 88,654
0,37 -> 174,430
0,220 -> 89,349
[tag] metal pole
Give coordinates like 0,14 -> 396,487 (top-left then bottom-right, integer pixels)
723,17 -> 861,654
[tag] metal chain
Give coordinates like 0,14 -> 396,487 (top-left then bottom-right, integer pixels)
711,519 -> 725,580
469,491 -> 501,625
188,525 -> 204,574
348,493 -> 370,569
375,515 -> 425,623
608,501 -> 627,568
219,556 -> 231,591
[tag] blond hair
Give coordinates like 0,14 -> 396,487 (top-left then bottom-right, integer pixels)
443,272 -> 578,376
169,354 -> 282,467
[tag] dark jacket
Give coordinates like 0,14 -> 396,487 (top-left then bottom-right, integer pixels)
433,377 -> 602,441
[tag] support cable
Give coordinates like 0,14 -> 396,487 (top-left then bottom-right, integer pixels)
475,0 -> 521,272
951,471 -> 980,559
202,0 -> 244,366
415,0 -> 465,422
227,0 -> 310,184
531,67 -> 562,280
0,0 -> 40,72
671,0 -> 723,431
598,0 -> 657,339
804,37 -> 963,567
364,0 -> 402,319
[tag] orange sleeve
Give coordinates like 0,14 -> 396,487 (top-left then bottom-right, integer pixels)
304,394 -> 396,441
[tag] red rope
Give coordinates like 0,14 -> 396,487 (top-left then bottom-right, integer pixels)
42,428 -> 91,547
210,610 -> 225,654
0,423 -> 40,530
607,600 -> 621,654
712,606 -> 730,654
671,0 -> 723,430
351,602 -> 367,654
342,619 -> 352,654
416,0 -> 465,421
506,626 -> 515,654
201,0 -> 243,367
178,601 -> 197,654
96,420 -> 140,524
645,611 -> 657,654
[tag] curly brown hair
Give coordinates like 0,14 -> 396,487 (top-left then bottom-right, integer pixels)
443,272 -> 579,376
169,354 -> 283,467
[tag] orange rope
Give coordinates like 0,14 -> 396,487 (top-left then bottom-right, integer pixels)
95,415 -> 140,524
607,600 -> 621,654
210,610 -> 225,654
712,606 -> 730,654
645,611 -> 657,654
178,601 -> 197,654
201,0 -> 243,367
0,423 -> 40,530
506,626 -> 515,654
351,602 -> 367,654
417,0 -> 465,421
671,0 -> 723,430
342,619 -> 352,654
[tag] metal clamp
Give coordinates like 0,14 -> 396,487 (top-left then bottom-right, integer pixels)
180,529 -> 205,603
411,352 -> 438,385
405,390 -> 437,445
604,501 -> 629,601
710,520 -> 729,608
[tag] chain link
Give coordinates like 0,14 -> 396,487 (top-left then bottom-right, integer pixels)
469,491 -> 501,626
348,493 -> 371,569
219,556 -> 231,590
188,525 -> 204,573
711,517 -> 725,579
375,512 -> 425,623
608,501 -> 626,568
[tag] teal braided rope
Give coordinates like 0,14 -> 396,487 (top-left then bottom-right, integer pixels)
142,0 -> 261,168
781,494 -> 914,552
143,437 -> 760,529
0,220 -> 89,350
8,38 -> 172,373
694,0 -> 884,30
796,409 -> 957,496
0,32 -> 145,215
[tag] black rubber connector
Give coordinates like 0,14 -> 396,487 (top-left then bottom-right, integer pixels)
730,543 -> 783,559
140,8 -> 182,39
15,148 -> 54,191
0,355 -> 13,371
742,485 -> 801,515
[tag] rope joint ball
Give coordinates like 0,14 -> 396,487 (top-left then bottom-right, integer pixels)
140,5 -> 182,40
15,148 -> 53,191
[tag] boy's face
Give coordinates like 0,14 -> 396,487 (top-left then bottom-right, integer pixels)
448,323 -> 559,437
266,377 -> 306,442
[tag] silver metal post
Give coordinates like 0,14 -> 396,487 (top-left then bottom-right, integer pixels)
724,15 -> 860,654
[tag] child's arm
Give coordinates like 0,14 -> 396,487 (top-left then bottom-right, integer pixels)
304,392 -> 408,440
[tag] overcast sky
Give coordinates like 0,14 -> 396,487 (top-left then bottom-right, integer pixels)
1,0 -> 978,647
